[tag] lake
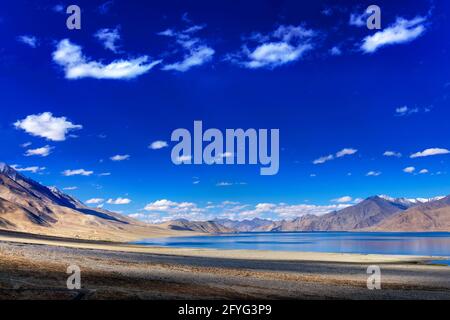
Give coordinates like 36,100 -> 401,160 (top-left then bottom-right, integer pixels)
135,232 -> 450,259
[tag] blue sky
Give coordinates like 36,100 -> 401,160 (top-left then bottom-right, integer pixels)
1,0 -> 450,222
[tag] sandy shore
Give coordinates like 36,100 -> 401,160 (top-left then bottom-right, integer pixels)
0,230 -> 449,300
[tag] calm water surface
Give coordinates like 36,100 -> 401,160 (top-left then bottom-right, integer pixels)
135,232 -> 450,258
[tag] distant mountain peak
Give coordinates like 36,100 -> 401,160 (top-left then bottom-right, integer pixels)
0,162 -> 20,181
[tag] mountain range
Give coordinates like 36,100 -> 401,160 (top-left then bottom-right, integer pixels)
1,162 -> 450,241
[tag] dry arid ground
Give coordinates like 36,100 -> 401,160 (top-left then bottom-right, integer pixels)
0,233 -> 449,300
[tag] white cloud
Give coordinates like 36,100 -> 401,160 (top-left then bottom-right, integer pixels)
361,16 -> 427,53
107,198 -> 131,205
216,182 -> 233,187
17,35 -> 38,48
21,142 -> 32,148
336,148 -> 358,158
52,39 -> 161,80
149,140 -> 168,150
419,169 -> 429,174
332,196 -> 353,203
14,112 -> 82,141
63,186 -> 78,190
10,165 -> 45,173
229,25 -> 316,69
313,154 -> 334,165
403,166 -> 415,173
134,198 -> 352,223
366,171 -> 381,176
86,198 -> 104,204
110,154 -> 130,161
329,46 -> 342,56
395,105 -> 419,116
62,169 -> 94,176
313,148 -> 357,164
98,172 -> 111,176
159,24 -> 214,72
52,4 -> 64,13
25,145 -> 53,157
410,148 -> 450,158
349,11 -> 369,27
384,151 -> 402,157
94,27 -> 121,53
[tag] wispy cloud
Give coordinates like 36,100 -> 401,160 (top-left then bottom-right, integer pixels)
62,169 -> 94,176
94,27 -> 121,53
228,25 -> 316,69
361,16 -> 427,53
313,148 -> 357,164
395,105 -> 431,116
17,35 -> 38,48
11,164 -> 45,173
349,10 -> 370,27
383,151 -> 402,158
410,148 -> 450,158
86,198 -> 104,204
52,39 -> 161,80
98,1 -> 114,15
366,171 -> 382,176
14,112 -> 82,141
25,145 -> 53,157
329,46 -> 342,56
159,23 -> 214,72
63,186 -> 78,190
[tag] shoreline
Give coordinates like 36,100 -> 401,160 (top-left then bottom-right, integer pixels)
0,229 -> 445,264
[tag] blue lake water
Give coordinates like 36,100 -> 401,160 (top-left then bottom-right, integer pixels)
135,232 -> 450,260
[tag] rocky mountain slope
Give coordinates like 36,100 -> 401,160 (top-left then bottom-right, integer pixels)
0,163 -> 194,241
369,196 -> 450,231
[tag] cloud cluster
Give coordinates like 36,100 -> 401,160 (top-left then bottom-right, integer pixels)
14,112 -> 82,141
136,199 -> 350,222
361,16 -> 427,53
53,39 -> 161,79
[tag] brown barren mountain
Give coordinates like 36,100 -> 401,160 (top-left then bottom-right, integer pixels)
369,196 -> 450,231
0,163 -> 195,241
266,196 -> 411,231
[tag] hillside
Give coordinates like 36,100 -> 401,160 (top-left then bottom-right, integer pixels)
369,196 -> 450,231
0,163 -> 195,241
